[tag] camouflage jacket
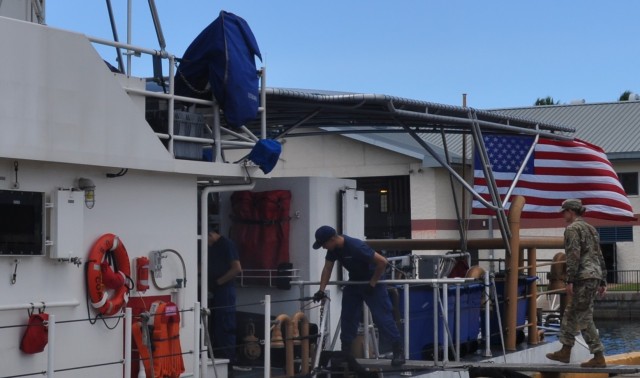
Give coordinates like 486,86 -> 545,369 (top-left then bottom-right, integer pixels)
564,217 -> 607,285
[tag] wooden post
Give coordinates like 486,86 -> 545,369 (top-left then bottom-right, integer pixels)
505,195 -> 525,351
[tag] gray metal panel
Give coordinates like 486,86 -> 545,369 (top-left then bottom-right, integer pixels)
340,101 -> 640,162
489,101 -> 640,155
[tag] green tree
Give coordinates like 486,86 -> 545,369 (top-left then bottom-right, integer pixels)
619,90 -> 632,101
534,96 -> 558,106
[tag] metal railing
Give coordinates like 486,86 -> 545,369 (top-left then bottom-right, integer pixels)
86,36 -> 266,164
537,270 -> 640,293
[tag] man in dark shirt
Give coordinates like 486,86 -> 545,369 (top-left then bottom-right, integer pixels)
208,228 -> 242,373
312,225 -> 405,367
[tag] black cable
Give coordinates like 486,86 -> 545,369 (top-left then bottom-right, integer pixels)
1,370 -> 46,378
106,168 -> 128,178
53,360 -> 123,373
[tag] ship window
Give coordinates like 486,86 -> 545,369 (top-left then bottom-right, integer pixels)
0,190 -> 45,256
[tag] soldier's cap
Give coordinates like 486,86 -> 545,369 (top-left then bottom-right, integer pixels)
560,199 -> 583,212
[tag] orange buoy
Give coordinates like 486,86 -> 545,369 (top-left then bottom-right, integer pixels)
86,233 -> 131,316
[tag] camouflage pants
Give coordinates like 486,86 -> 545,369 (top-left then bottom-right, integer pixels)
558,278 -> 604,353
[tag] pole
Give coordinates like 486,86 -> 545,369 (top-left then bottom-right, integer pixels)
528,247 -> 539,344
193,302 -> 201,378
47,314 -> 55,378
264,295 -> 271,378
125,308 -> 132,378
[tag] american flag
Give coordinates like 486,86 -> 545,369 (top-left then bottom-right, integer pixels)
472,134 -> 636,221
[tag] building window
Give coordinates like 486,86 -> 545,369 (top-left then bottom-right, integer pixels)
380,189 -> 388,213
597,226 -> 633,243
618,172 -> 639,195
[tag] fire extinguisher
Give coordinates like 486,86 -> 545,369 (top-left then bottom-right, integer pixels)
135,257 -> 150,292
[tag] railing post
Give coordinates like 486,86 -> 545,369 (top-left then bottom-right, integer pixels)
124,308 -> 132,378
47,314 -> 55,378
528,248 -> 539,344
264,295 -> 271,378
168,55 -> 175,155
433,284 -> 439,364
442,283 -> 448,363
403,283 -> 409,360
194,302 -> 201,378
483,271 -> 492,357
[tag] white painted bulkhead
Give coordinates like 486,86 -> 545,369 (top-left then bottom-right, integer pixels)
0,14 -> 248,178
0,160 -> 199,377
0,13 -> 250,378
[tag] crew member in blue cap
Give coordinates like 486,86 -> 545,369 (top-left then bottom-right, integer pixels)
312,225 -> 405,367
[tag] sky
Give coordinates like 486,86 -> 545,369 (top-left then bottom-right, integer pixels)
46,1 -> 640,110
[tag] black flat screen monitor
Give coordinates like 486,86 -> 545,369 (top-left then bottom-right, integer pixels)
0,190 -> 45,256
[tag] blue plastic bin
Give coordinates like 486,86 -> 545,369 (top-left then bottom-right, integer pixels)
398,283 -> 483,360
482,275 -> 537,343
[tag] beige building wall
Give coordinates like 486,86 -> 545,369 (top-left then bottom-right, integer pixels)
227,131 -> 639,271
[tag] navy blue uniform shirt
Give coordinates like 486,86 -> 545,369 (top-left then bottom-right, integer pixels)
208,235 -> 239,288
325,235 -> 375,281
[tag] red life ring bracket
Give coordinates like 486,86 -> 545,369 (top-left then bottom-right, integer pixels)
86,233 -> 131,316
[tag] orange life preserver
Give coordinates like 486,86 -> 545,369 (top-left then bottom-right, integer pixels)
133,301 -> 184,378
86,233 -> 131,316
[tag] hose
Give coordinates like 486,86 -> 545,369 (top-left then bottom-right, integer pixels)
151,249 -> 187,291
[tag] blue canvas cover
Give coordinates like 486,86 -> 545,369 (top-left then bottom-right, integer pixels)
175,11 -> 262,128
248,139 -> 281,174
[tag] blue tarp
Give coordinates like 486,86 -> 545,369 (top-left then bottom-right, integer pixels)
175,11 -> 262,128
248,139 -> 282,174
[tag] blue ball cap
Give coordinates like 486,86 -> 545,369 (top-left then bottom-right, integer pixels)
313,225 -> 336,249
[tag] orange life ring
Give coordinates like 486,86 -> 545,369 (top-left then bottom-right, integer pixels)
86,233 -> 131,316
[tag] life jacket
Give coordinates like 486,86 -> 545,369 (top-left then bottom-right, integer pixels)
132,301 -> 185,378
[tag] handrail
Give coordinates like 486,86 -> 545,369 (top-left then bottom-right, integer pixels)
87,34 -> 266,163
292,278 -> 475,366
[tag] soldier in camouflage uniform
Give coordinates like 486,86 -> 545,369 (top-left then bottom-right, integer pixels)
546,199 -> 608,368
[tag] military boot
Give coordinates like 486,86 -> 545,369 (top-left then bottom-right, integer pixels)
580,352 -> 606,368
546,344 -> 572,363
391,342 -> 406,367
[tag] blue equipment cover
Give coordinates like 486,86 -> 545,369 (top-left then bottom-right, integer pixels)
175,11 -> 262,128
248,139 -> 282,174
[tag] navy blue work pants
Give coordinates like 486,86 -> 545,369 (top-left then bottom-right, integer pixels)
340,283 -> 401,349
210,284 -> 237,364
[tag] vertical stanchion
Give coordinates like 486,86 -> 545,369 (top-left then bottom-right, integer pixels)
264,295 -> 271,378
167,55 -> 175,155
528,248 -> 539,344
484,271 -> 492,357
433,285 -> 439,364
443,283 -> 449,363
124,308 -> 132,378
403,283 -> 409,360
299,285 -> 306,311
194,302 -> 201,378
47,314 -> 55,378
455,284 -> 460,362
363,302 -> 370,358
